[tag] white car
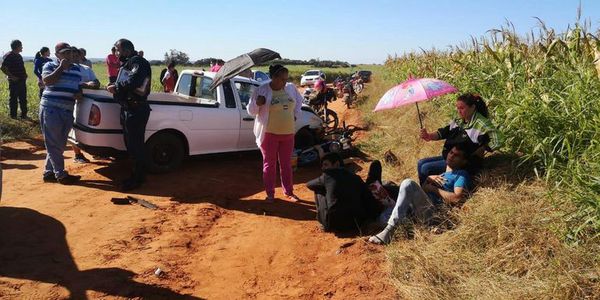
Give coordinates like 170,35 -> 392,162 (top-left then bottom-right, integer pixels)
300,70 -> 326,86
69,70 -> 323,173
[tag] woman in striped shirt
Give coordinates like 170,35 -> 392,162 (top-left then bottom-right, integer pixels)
418,93 -> 503,184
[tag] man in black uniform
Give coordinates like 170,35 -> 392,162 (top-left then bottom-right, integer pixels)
107,39 -> 151,191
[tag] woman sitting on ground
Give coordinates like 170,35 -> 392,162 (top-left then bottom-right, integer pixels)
418,93 -> 503,184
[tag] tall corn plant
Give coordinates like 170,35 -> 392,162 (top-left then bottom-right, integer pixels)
383,19 -> 600,242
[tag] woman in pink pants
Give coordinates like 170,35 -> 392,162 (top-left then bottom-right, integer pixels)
247,65 -> 303,202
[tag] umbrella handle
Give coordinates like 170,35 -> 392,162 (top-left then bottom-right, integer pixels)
415,102 -> 423,129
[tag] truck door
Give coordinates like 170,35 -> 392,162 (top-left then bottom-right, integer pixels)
175,74 -> 239,153
231,80 -> 259,150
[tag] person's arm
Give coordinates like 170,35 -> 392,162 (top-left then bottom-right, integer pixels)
306,173 -> 326,192
420,128 -> 440,141
80,68 -> 100,89
115,58 -> 149,93
33,60 -> 43,80
247,86 -> 265,116
423,183 -> 465,205
1,58 -> 18,81
80,79 -> 100,89
291,84 -> 303,119
42,60 -> 70,86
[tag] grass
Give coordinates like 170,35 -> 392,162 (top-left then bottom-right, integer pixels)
354,17 -> 600,300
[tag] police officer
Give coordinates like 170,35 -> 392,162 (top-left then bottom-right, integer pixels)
107,39 -> 151,191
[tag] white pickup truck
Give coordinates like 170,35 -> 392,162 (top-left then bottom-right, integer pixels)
69,70 -> 323,172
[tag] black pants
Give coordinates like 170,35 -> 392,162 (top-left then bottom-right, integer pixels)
109,76 -> 117,84
8,80 -> 27,118
120,104 -> 151,182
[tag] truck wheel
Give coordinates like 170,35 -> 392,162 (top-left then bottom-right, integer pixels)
295,127 -> 316,150
145,132 -> 186,173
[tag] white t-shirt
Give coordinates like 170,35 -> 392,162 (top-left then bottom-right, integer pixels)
78,64 -> 97,82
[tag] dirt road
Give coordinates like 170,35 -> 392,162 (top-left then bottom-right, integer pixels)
0,97 -> 394,299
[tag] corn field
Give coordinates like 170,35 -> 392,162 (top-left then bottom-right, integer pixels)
383,18 -> 600,242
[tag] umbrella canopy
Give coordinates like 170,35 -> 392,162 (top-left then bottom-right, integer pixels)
373,78 -> 457,112
209,48 -> 281,90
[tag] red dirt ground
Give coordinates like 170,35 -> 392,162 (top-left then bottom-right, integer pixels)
0,97 -> 395,299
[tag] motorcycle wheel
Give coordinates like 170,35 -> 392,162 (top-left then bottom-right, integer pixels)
321,108 -> 338,132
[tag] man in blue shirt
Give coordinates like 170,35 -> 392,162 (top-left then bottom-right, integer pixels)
40,42 -> 83,185
369,144 -> 472,245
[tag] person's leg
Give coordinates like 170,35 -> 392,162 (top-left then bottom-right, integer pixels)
122,106 -> 150,188
39,108 -> 54,179
8,81 -> 18,119
369,179 -> 434,244
40,107 -> 69,179
259,133 -> 278,199
366,160 -> 382,185
418,156 -> 446,185
278,134 -> 295,198
72,145 -> 90,163
17,80 -> 27,118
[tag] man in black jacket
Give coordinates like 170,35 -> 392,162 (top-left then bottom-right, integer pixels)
306,153 -> 381,232
107,39 -> 151,191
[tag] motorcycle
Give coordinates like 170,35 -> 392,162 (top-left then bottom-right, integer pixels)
333,77 -> 345,98
296,122 -> 357,167
303,88 -> 339,132
352,77 -> 364,94
342,79 -> 356,109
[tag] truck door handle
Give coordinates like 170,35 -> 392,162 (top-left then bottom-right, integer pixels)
243,117 -> 254,121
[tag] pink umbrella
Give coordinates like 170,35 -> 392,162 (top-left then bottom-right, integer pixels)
373,77 -> 458,128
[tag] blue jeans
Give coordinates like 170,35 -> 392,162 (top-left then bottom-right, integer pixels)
39,105 -> 74,178
417,156 -> 446,185
380,179 -> 435,227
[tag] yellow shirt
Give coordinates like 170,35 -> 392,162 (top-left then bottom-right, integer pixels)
266,89 -> 296,135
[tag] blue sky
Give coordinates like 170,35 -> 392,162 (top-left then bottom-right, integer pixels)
1,0 -> 599,64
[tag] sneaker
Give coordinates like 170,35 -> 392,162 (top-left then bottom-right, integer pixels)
57,174 -> 81,185
286,194 -> 301,202
43,174 -> 57,183
73,154 -> 90,164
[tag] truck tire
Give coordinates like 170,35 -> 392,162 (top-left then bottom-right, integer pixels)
145,132 -> 186,173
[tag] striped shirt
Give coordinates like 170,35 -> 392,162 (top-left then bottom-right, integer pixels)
437,112 -> 504,158
40,62 -> 83,111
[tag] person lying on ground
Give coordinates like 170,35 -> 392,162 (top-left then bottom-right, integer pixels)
368,144 -> 472,245
306,152 -> 381,232
418,93 -> 503,185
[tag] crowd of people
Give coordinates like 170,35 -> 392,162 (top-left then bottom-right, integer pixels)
1,39 -> 151,191
303,93 -> 503,244
2,38 -> 503,245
